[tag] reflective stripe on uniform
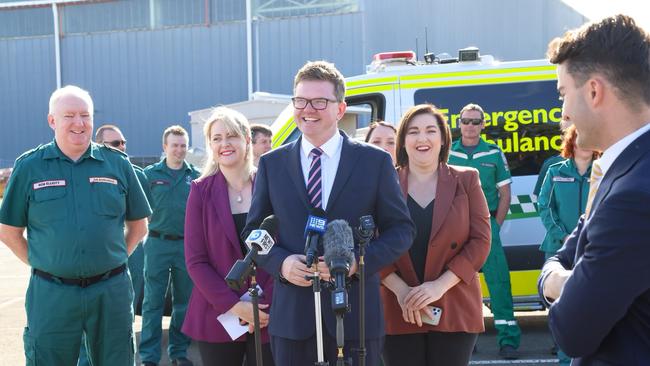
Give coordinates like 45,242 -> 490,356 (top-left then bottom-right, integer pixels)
497,178 -> 512,187
473,150 -> 501,159
449,150 -> 468,159
494,319 -> 518,326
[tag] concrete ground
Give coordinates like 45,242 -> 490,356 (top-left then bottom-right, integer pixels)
0,242 -> 559,366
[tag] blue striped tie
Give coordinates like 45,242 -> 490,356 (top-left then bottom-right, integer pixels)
307,148 -> 323,209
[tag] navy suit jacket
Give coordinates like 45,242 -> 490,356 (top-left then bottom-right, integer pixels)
245,131 -> 415,341
539,129 -> 650,365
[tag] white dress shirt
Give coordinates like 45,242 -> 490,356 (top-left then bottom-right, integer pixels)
300,132 -> 343,210
596,123 -> 650,177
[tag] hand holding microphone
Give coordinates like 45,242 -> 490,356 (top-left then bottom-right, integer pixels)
304,208 -> 327,267
279,208 -> 329,287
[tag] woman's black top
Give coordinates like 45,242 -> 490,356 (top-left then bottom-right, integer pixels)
232,212 -> 248,256
407,195 -> 435,283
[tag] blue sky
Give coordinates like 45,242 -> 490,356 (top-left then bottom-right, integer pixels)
563,0 -> 649,30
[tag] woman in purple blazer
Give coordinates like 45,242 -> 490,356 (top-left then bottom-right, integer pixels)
182,107 -> 274,366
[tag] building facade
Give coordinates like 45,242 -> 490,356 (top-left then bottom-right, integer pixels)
0,0 -> 586,165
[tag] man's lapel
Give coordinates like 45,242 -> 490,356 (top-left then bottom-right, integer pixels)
286,137 -> 311,210
327,132 -> 361,211
590,129 -> 650,217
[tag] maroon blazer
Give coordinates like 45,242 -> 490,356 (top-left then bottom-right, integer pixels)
182,171 -> 273,343
381,163 -> 491,334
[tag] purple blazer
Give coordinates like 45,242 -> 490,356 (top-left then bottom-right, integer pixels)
182,171 -> 273,343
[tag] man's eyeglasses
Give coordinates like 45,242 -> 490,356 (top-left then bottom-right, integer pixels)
459,118 -> 483,126
292,97 -> 338,110
104,140 -> 127,148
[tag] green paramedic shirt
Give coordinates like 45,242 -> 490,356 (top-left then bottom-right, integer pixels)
0,141 -> 152,278
144,159 -> 200,236
133,164 -> 152,205
448,139 -> 512,211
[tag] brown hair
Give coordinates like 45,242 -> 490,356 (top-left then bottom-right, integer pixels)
250,124 -> 272,142
395,104 -> 452,168
547,14 -> 650,109
162,125 -> 188,145
560,125 -> 600,160
364,121 -> 396,142
294,61 -> 346,102
95,124 -> 122,142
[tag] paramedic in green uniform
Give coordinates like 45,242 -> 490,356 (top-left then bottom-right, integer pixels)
139,126 -> 199,366
77,124 -> 152,366
448,103 -> 522,360
95,124 -> 151,308
0,85 -> 151,366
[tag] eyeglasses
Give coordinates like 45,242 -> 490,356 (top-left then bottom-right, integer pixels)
292,97 -> 338,110
459,118 -> 483,126
104,140 -> 127,148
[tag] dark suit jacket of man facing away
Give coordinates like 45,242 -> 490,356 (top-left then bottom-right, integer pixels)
245,130 -> 415,341
539,129 -> 650,365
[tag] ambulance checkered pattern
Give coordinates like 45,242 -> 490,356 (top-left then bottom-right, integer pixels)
507,194 -> 539,219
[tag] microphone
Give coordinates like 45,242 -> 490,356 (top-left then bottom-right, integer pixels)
245,215 -> 277,255
226,215 -> 277,291
304,208 -> 327,268
357,215 -> 375,243
322,219 -> 355,314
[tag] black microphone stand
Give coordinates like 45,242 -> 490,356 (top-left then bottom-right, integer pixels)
249,263 -> 264,366
225,249 -> 264,366
356,216 -> 375,366
330,273 -> 352,366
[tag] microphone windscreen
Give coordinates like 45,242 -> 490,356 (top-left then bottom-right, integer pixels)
259,215 -> 278,237
322,219 -> 355,268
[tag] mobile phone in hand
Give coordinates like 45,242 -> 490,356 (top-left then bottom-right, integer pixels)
421,306 -> 442,326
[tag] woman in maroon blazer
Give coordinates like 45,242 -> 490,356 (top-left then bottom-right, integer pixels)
380,104 -> 491,366
182,107 -> 274,366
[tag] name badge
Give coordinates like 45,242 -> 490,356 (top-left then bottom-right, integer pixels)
89,177 -> 118,185
552,176 -> 575,183
33,180 -> 66,190
152,180 -> 170,185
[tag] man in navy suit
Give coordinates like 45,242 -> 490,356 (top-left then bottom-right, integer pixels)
538,14 -> 650,365
245,61 -> 415,366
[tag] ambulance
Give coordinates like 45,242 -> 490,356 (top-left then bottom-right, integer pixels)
270,48 -> 563,310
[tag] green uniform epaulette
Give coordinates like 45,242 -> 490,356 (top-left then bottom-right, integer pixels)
98,143 -> 129,157
14,143 -> 47,163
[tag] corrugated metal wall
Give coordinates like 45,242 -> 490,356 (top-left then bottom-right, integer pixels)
59,24 -> 248,159
0,35 -> 56,167
256,11 -> 365,94
0,0 -> 586,165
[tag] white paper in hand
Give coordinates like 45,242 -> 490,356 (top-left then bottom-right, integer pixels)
216,286 -> 263,340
